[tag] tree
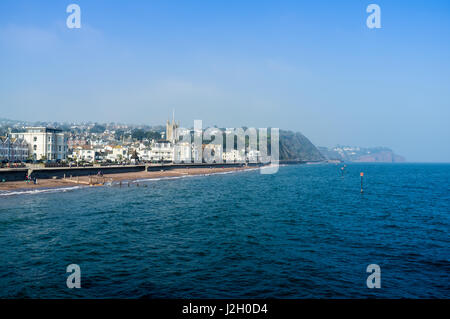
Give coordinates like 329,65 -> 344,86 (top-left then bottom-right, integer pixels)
90,124 -> 106,134
131,129 -> 146,141
146,131 -> 161,141
131,129 -> 161,141
114,130 -> 125,140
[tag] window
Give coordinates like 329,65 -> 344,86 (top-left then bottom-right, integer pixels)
33,145 -> 37,151
34,137 -> 37,142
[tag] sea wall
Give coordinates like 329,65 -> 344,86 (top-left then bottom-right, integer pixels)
28,165 -> 146,180
0,169 -> 28,182
0,163 -> 267,181
146,162 -> 248,172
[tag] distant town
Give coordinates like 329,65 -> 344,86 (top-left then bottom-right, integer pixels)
0,116 -> 405,169
0,116 -> 262,167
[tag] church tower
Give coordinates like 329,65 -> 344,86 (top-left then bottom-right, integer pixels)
166,110 -> 179,143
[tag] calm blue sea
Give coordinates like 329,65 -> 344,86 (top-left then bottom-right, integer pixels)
0,163 -> 449,298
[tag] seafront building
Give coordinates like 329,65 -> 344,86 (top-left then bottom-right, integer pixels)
110,145 -> 129,162
12,127 -> 68,161
149,140 -> 173,162
202,143 -> 223,163
173,141 -> 192,163
136,143 -> 152,162
223,149 -> 245,163
1,115 -> 256,165
70,145 -> 95,163
0,136 -> 29,162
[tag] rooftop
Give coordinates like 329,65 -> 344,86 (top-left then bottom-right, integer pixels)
25,127 -> 63,133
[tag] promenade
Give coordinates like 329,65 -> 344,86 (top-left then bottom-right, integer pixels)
0,164 -> 257,191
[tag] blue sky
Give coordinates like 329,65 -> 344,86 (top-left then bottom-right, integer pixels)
0,0 -> 449,161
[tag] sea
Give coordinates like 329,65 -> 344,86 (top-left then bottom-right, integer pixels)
0,163 -> 448,298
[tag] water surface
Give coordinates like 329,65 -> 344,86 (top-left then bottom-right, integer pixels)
0,163 -> 448,298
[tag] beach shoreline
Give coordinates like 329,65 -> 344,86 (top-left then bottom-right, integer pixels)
0,166 -> 257,192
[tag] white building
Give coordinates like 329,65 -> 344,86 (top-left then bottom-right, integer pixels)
134,143 -> 152,162
137,148 -> 151,161
223,149 -> 245,163
71,145 -> 95,163
150,141 -> 173,162
12,127 -> 68,161
106,145 -> 129,162
202,143 -> 223,163
173,141 -> 192,163
0,136 -> 29,162
247,149 -> 260,163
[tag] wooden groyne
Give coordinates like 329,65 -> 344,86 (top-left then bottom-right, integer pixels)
60,174 -> 114,186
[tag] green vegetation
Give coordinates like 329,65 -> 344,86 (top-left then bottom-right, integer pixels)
279,130 -> 324,161
90,124 -> 106,134
203,128 -> 324,162
131,129 -> 161,141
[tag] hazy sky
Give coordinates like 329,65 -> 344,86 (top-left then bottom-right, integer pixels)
0,0 -> 449,162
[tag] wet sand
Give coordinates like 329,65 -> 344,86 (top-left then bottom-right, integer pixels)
0,166 -> 255,191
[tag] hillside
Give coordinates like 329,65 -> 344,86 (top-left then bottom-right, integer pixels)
318,146 -> 406,163
279,130 -> 325,162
